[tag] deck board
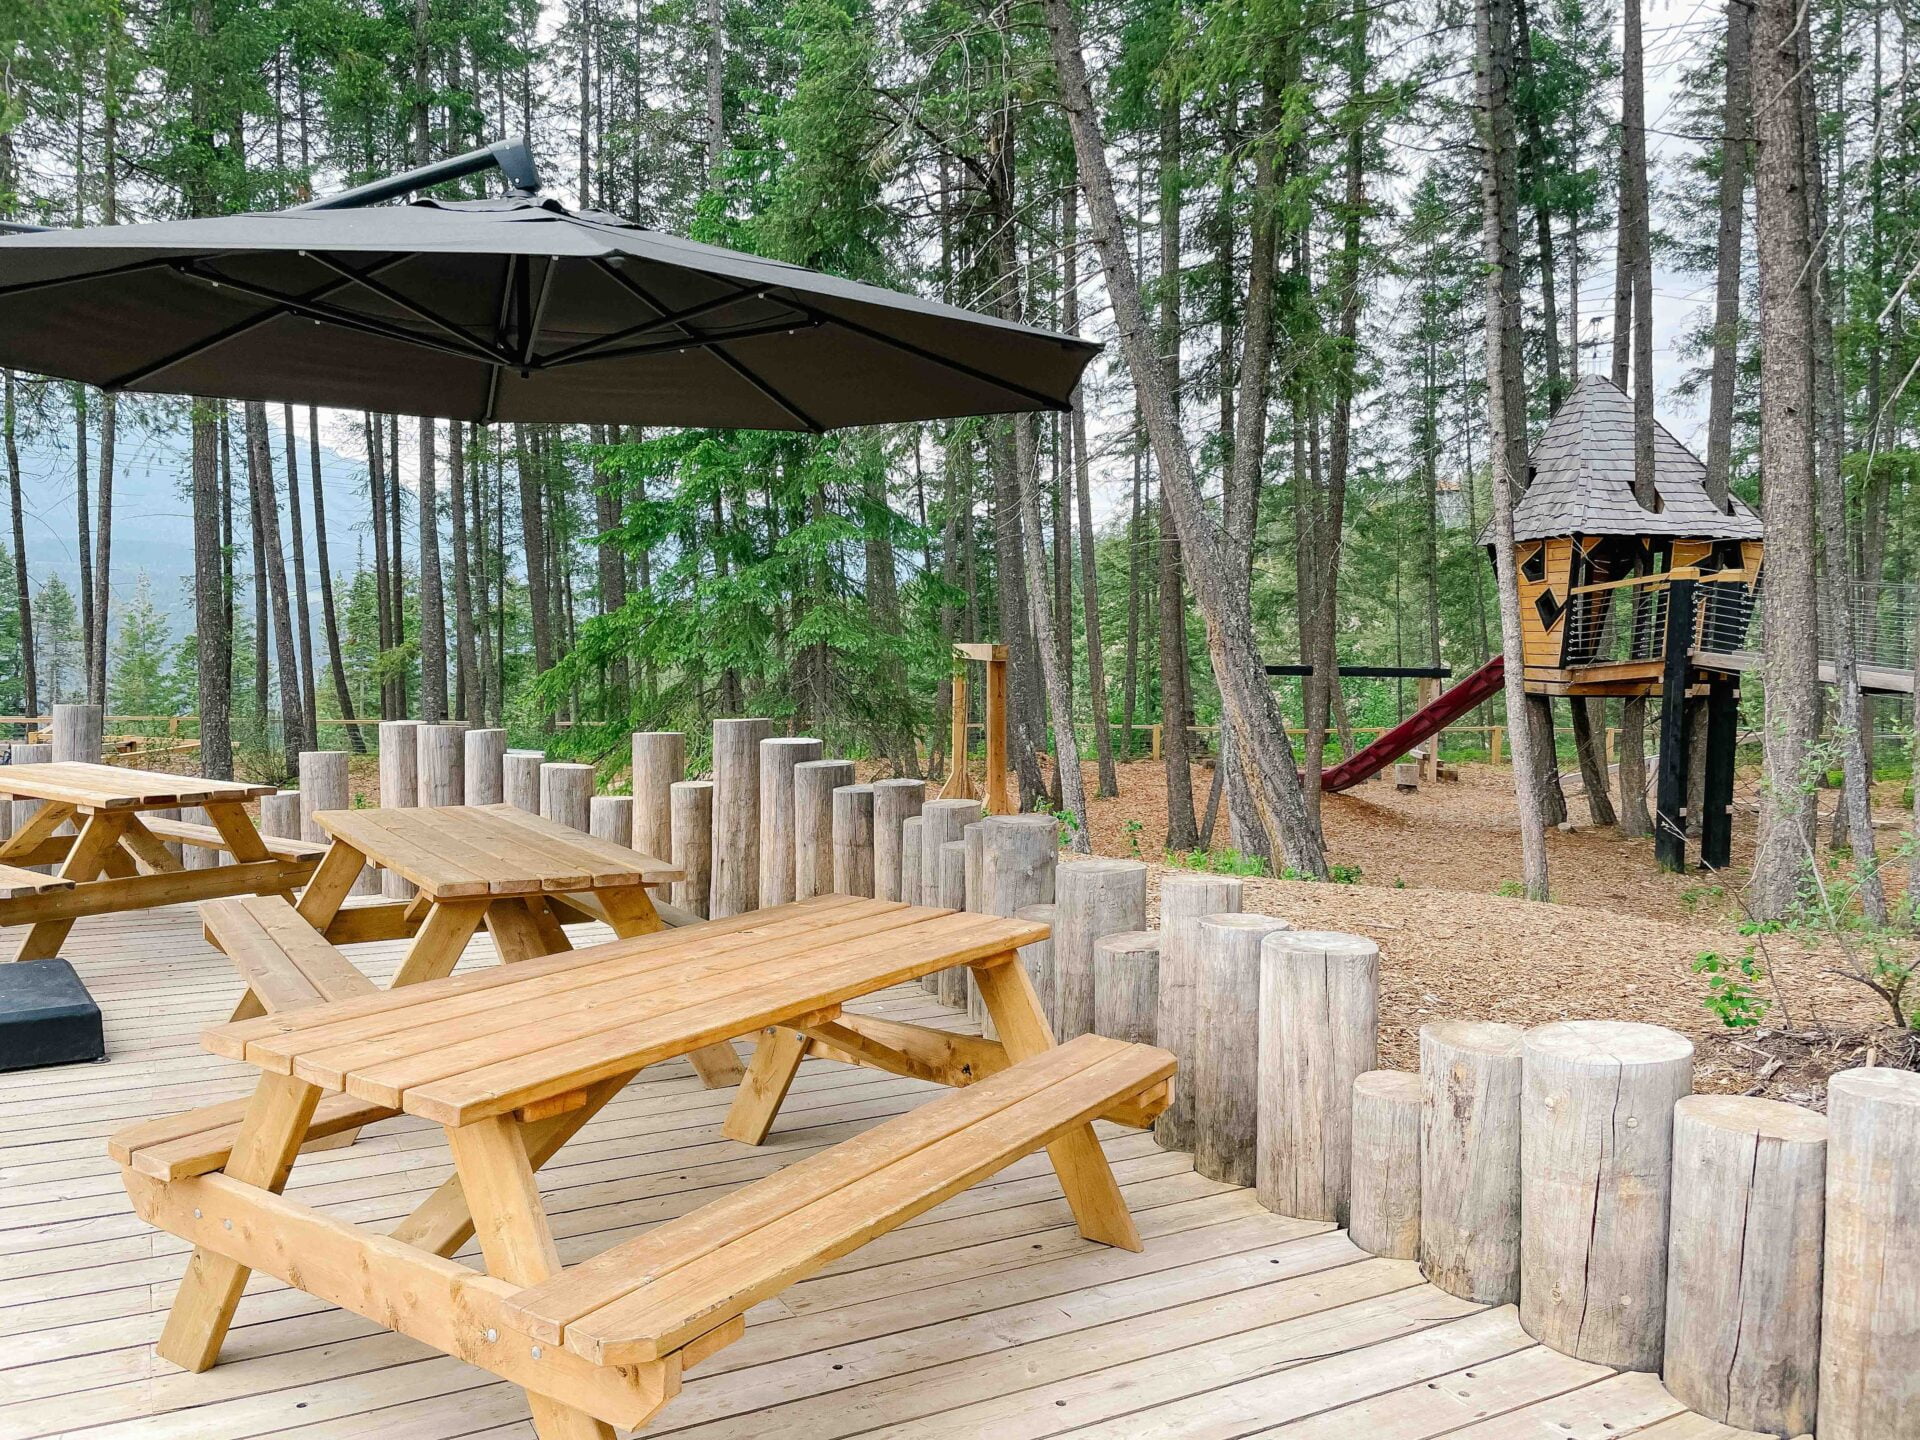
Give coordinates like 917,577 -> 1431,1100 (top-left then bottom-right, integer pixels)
0,901 -> 1762,1439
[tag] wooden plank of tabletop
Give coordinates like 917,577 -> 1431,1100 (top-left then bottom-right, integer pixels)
399,911 -> 1047,1123
479,804 -> 677,887
205,895 -> 883,1064
0,761 -> 270,808
310,807 -> 498,898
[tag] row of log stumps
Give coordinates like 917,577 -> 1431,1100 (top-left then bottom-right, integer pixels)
256,715 -> 1917,1440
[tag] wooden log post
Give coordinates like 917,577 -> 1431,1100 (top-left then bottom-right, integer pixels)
1820,1066 -> 1920,1439
1257,930 -> 1379,1221
918,798 -> 980,997
178,805 -> 218,871
463,728 -> 507,805
52,703 -> 103,763
539,762 -> 594,834
793,759 -> 854,901
1192,913 -> 1293,1186
299,749 -> 372,896
871,778 -> 926,902
417,723 -> 464,808
1663,1095 -> 1825,1436
1154,873 -> 1245,1152
7,743 -> 50,873
377,720 -> 420,898
710,717 -> 771,918
933,839 -> 969,1008
503,750 -> 543,813
1420,1020 -> 1525,1304
259,791 -> 302,841
669,779 -> 714,919
630,731 -> 685,865
1093,931 -> 1160,1045
589,795 -> 633,847
1015,902 -> 1056,1022
758,737 -> 822,908
1520,1020 -> 1693,1370
1349,1071 -> 1422,1260
900,815 -> 924,907
969,813 -> 1059,1028
831,785 -> 875,897
1052,859 -> 1148,1041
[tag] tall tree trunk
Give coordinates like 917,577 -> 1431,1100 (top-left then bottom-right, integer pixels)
246,402 -> 305,760
418,418 -> 448,722
1477,0 -> 1553,898
1157,96 -> 1200,851
281,404 -> 317,752
75,387 -> 94,697
1018,415 -> 1091,848
388,413 -> 406,717
91,395 -> 114,707
1120,443 -> 1143,760
1747,0 -> 1823,917
1800,30 -> 1884,918
4,371 -> 36,716
365,414 -> 393,721
516,424 -> 556,685
450,421 -> 478,721
193,406 -> 231,777
308,409 -> 363,752
1513,0 -> 1565,410
1065,192 -> 1116,797
248,411 -> 269,731
1703,0 -> 1753,508
1041,0 -> 1328,876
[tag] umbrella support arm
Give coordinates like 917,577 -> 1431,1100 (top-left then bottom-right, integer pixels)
292,138 -> 541,213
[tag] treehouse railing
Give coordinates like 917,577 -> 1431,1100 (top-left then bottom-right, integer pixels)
1561,569 -> 1759,669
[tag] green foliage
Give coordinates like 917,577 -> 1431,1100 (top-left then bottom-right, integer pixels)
109,574 -> 185,714
1172,847 -> 1268,877
1692,949 -> 1772,1029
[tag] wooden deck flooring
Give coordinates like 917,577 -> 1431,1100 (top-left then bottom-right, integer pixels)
0,902 -> 1770,1440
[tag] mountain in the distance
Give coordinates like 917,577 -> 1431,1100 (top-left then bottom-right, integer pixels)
14,405 -> 381,637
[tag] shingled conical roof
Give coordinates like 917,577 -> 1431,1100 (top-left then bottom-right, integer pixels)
1507,374 -> 1762,543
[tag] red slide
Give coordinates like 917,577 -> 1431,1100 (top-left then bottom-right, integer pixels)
1314,655 -> 1506,793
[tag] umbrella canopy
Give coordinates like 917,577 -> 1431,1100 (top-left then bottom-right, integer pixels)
0,189 -> 1098,430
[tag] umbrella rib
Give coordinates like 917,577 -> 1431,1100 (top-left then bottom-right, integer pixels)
99,255 -> 417,391
518,257 -> 557,369
784,299 -> 1071,412
174,263 -> 504,366
0,254 -> 181,301
538,265 -> 775,366
539,316 -> 821,369
705,344 -> 824,433
305,252 -> 512,362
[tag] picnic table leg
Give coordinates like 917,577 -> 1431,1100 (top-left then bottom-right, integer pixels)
973,953 -> 1142,1252
486,897 -> 556,963
597,886 -> 745,1089
447,1115 -> 619,1440
0,801 -> 75,864
14,812 -> 128,961
297,839 -> 371,931
390,899 -> 489,988
392,1071 -> 636,1257
156,1071 -> 322,1371
721,1026 -> 811,1144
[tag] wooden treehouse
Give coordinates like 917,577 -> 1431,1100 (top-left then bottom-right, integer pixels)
1496,375 -> 1765,871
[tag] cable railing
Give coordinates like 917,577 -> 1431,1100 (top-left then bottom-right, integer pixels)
1561,569 -> 1760,670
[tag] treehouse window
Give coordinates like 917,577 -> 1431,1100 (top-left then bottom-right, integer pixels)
1534,589 -> 1565,631
1521,545 -> 1547,583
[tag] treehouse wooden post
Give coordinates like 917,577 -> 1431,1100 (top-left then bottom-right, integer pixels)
1654,577 -> 1696,871
1700,676 -> 1738,870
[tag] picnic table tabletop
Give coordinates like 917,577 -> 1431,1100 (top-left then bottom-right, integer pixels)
0,760 -> 276,810
209,894 -> 1048,1124
311,803 -> 681,901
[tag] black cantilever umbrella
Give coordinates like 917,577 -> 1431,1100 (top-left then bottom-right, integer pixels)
0,140 -> 1097,431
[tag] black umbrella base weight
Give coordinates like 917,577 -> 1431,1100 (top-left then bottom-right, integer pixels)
0,957 -> 106,1071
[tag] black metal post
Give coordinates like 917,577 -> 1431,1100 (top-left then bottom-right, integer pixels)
1700,675 -> 1738,870
1654,578 -> 1697,872
291,138 -> 541,212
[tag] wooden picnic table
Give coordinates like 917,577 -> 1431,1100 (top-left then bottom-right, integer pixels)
110,894 -> 1174,1438
0,761 -> 321,961
255,801 -> 742,1088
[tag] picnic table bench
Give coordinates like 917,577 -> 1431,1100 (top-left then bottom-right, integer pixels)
110,894 -> 1174,1437
0,762 -> 313,960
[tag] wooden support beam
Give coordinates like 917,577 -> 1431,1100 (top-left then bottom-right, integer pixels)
1699,676 -> 1738,871
1654,577 -> 1696,872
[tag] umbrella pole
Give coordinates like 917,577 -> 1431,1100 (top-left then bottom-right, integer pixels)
292,139 -> 541,213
